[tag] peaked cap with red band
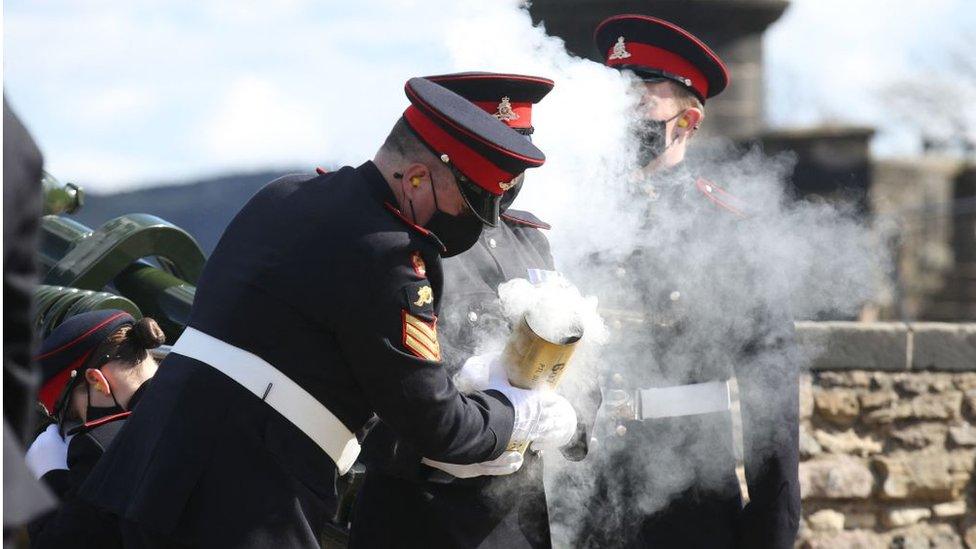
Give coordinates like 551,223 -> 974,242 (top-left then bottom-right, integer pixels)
402,77 -> 546,226
595,14 -> 729,102
36,309 -> 135,414
423,72 -> 554,134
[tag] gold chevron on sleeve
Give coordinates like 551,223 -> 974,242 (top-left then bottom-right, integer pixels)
402,311 -> 441,361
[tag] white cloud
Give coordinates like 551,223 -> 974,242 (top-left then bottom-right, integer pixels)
765,0 -> 975,156
5,0 -> 974,191
200,76 -> 320,166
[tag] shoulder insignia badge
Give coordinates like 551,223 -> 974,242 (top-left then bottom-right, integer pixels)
402,311 -> 441,361
410,251 -> 427,277
414,285 -> 434,307
609,36 -> 632,60
403,281 -> 435,316
493,97 -> 520,122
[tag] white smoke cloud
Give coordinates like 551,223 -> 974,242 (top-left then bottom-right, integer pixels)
7,1 -> 893,544
405,4 -> 888,544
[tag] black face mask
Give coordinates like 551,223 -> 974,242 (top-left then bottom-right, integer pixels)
634,110 -> 684,167
425,210 -> 483,258
401,171 -> 484,258
85,370 -> 125,421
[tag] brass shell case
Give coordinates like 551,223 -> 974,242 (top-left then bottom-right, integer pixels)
502,313 -> 582,453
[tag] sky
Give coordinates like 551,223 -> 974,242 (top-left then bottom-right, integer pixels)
4,0 -> 974,193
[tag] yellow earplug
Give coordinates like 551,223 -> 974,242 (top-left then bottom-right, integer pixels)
411,177 -> 421,188
677,118 -> 689,128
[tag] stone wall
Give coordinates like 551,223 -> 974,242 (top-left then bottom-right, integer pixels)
870,159 -> 974,321
793,322 -> 976,548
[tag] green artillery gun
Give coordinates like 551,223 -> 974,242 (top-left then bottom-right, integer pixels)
34,172 -> 203,343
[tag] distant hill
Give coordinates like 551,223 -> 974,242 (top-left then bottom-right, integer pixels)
69,170 -> 303,254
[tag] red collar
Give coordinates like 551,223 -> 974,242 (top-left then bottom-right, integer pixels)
82,411 -> 132,430
383,203 -> 447,253
501,210 -> 550,230
65,410 -> 133,436
695,178 -> 745,217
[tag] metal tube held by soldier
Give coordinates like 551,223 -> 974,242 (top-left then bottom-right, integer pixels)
501,310 -> 582,453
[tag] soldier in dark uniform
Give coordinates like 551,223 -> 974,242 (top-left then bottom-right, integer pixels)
3,97 -> 57,543
573,15 -> 801,549
25,310 -> 163,548
354,73 -> 596,549
79,77 -> 579,548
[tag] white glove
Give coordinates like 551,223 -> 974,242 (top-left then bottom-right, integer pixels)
453,352 -> 496,394
529,391 -> 578,451
25,424 -> 70,479
485,357 -> 541,446
421,451 -> 524,479
485,358 -> 578,452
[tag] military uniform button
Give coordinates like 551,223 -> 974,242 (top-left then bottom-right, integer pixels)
615,425 -> 627,437
705,184 -> 713,193
467,311 -> 478,323
669,290 -> 681,301
488,238 -> 497,249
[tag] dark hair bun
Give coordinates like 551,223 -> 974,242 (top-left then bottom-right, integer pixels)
129,318 -> 166,349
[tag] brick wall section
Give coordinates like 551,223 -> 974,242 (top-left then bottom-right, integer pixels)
792,322 -> 976,548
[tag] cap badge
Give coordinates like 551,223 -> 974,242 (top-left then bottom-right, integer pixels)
414,285 -> 434,307
410,251 -> 427,277
609,36 -> 632,60
493,97 -> 520,122
499,180 -> 515,191
440,154 -> 450,163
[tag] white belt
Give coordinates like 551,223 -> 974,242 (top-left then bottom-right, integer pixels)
171,327 -> 360,475
637,380 -> 731,420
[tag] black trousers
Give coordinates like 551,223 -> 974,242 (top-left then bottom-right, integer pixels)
350,470 -> 551,549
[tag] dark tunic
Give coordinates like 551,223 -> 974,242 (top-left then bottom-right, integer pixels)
3,98 -> 56,533
3,98 -> 44,444
79,162 -> 515,548
575,174 -> 800,549
353,210 -> 597,549
28,381 -> 151,548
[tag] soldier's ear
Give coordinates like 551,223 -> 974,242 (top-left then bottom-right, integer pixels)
84,368 -> 112,396
400,163 -> 431,197
679,108 -> 703,136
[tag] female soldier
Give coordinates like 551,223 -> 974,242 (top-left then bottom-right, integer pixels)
24,309 -> 164,547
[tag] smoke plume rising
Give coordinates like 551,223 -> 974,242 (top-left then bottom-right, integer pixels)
10,0 -> 893,544
424,2 -> 890,545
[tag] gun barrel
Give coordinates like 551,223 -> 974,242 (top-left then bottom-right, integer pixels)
41,172 -> 84,215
